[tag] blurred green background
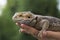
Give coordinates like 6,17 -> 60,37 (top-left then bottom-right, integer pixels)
0,0 -> 60,40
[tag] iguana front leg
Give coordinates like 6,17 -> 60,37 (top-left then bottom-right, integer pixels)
37,19 -> 49,40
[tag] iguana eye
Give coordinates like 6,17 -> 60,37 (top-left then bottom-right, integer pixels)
19,15 -> 22,17
28,16 -> 31,18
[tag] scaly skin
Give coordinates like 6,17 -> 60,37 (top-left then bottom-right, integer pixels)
12,11 -> 60,40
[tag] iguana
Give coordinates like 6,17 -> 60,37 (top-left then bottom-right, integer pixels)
12,11 -> 60,40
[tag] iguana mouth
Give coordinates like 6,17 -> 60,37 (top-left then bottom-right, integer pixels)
17,16 -> 38,28
17,20 -> 32,26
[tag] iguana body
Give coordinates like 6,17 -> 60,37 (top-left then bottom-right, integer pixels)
12,11 -> 60,40
35,15 -> 60,31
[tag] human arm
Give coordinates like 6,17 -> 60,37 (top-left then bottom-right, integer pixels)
16,23 -> 60,40
46,31 -> 60,40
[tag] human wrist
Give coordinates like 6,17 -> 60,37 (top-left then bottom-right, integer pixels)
45,31 -> 53,37
42,31 -> 48,37
31,28 -> 39,37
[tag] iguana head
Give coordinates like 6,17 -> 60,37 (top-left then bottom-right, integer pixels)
12,11 -> 38,27
12,11 -> 34,21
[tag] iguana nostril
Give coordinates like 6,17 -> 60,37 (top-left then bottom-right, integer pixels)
15,16 -> 17,18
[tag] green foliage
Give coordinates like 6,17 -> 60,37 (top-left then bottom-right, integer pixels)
17,0 -> 58,17
0,0 -> 59,40
0,0 -> 19,40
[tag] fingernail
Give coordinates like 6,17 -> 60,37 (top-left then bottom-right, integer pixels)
20,29 -> 24,32
21,24 -> 24,26
20,29 -> 23,32
16,23 -> 18,25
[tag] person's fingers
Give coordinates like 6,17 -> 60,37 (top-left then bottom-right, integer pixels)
16,22 -> 21,25
20,28 -> 26,33
21,24 -> 36,33
20,28 -> 31,34
16,23 -> 18,25
20,24 -> 32,29
16,23 -> 39,37
20,24 -> 39,36
16,23 -> 33,29
16,23 -> 28,28
16,23 -> 33,32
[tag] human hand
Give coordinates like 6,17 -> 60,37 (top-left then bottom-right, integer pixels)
16,23 -> 47,39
